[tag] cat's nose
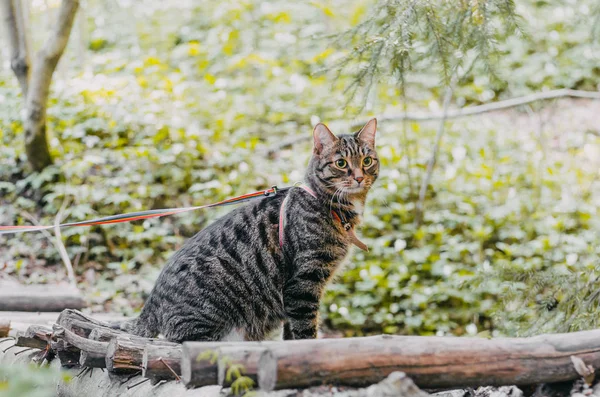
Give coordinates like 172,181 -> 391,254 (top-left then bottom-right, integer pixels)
355,176 -> 364,183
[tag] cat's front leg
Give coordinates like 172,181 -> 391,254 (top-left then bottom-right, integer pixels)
283,273 -> 324,339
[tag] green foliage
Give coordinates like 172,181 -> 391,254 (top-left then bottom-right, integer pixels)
197,351 -> 256,396
332,0 -> 522,101
0,363 -> 64,397
1,0 -> 600,338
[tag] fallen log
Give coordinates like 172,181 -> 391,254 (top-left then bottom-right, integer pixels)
180,342 -> 243,387
52,325 -> 108,358
142,344 -> 182,384
79,328 -> 177,369
182,330 -> 600,390
14,324 -> 53,349
0,320 -> 10,337
0,284 -> 86,312
54,339 -> 81,368
105,336 -> 180,374
57,309 -> 114,337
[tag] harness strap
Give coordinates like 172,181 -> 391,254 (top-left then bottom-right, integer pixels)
278,184 -> 368,252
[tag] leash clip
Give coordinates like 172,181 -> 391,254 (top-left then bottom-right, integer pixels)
265,185 -> 278,197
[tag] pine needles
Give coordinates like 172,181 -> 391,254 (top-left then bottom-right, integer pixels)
332,0 -> 524,101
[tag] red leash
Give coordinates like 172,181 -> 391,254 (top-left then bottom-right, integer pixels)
0,186 -> 287,236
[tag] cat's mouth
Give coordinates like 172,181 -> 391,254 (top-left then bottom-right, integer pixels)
343,185 -> 368,194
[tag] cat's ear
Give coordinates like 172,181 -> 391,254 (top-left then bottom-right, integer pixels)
355,118 -> 377,147
313,123 -> 338,155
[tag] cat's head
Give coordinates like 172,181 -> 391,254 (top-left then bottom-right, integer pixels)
308,118 -> 379,197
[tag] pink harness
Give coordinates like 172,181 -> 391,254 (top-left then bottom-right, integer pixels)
278,184 -> 368,251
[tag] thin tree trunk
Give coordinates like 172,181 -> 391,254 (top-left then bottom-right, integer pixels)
24,0 -> 79,171
2,0 -> 79,172
1,0 -> 31,95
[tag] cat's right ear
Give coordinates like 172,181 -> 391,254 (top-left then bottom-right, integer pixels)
313,123 -> 338,155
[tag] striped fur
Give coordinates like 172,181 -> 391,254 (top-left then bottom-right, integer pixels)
121,119 -> 379,342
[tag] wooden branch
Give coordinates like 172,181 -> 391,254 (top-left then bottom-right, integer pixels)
54,198 -> 76,286
257,333 -> 600,390
105,337 -> 142,374
1,0 -> 31,95
0,284 -> 85,312
105,335 -> 180,374
15,324 -> 53,350
0,320 -> 10,338
53,338 -> 81,368
142,344 -> 182,384
57,309 -> 113,337
184,330 -> 600,390
53,325 -> 108,358
180,342 -> 241,387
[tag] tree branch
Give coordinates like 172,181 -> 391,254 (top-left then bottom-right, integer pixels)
264,89 -> 600,154
372,88 -> 600,125
1,0 -> 31,95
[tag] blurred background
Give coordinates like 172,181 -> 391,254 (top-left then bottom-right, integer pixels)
1,0 -> 600,340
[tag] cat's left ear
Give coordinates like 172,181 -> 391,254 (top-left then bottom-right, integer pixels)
355,118 -> 377,147
313,123 -> 338,155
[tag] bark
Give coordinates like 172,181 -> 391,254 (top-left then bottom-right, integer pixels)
54,338 -> 81,368
142,344 -> 182,384
105,337 -> 144,374
15,324 -> 53,350
105,335 -> 179,374
24,0 -> 79,171
57,308 -> 120,337
52,325 -> 109,358
0,284 -> 85,312
2,0 -> 79,171
1,0 -> 30,95
181,331 -> 600,391
255,333 -> 600,390
181,342 -> 241,387
0,320 -> 10,338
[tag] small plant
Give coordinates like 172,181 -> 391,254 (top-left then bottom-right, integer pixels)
196,350 -> 256,396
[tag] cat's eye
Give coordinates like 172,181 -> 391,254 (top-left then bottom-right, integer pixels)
335,159 -> 348,169
362,157 -> 373,167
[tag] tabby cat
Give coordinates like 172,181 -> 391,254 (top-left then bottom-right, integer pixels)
121,118 -> 379,342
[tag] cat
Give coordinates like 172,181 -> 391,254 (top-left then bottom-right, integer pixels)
120,118 -> 379,342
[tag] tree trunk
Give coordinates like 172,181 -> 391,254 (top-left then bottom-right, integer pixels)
2,0 -> 79,172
